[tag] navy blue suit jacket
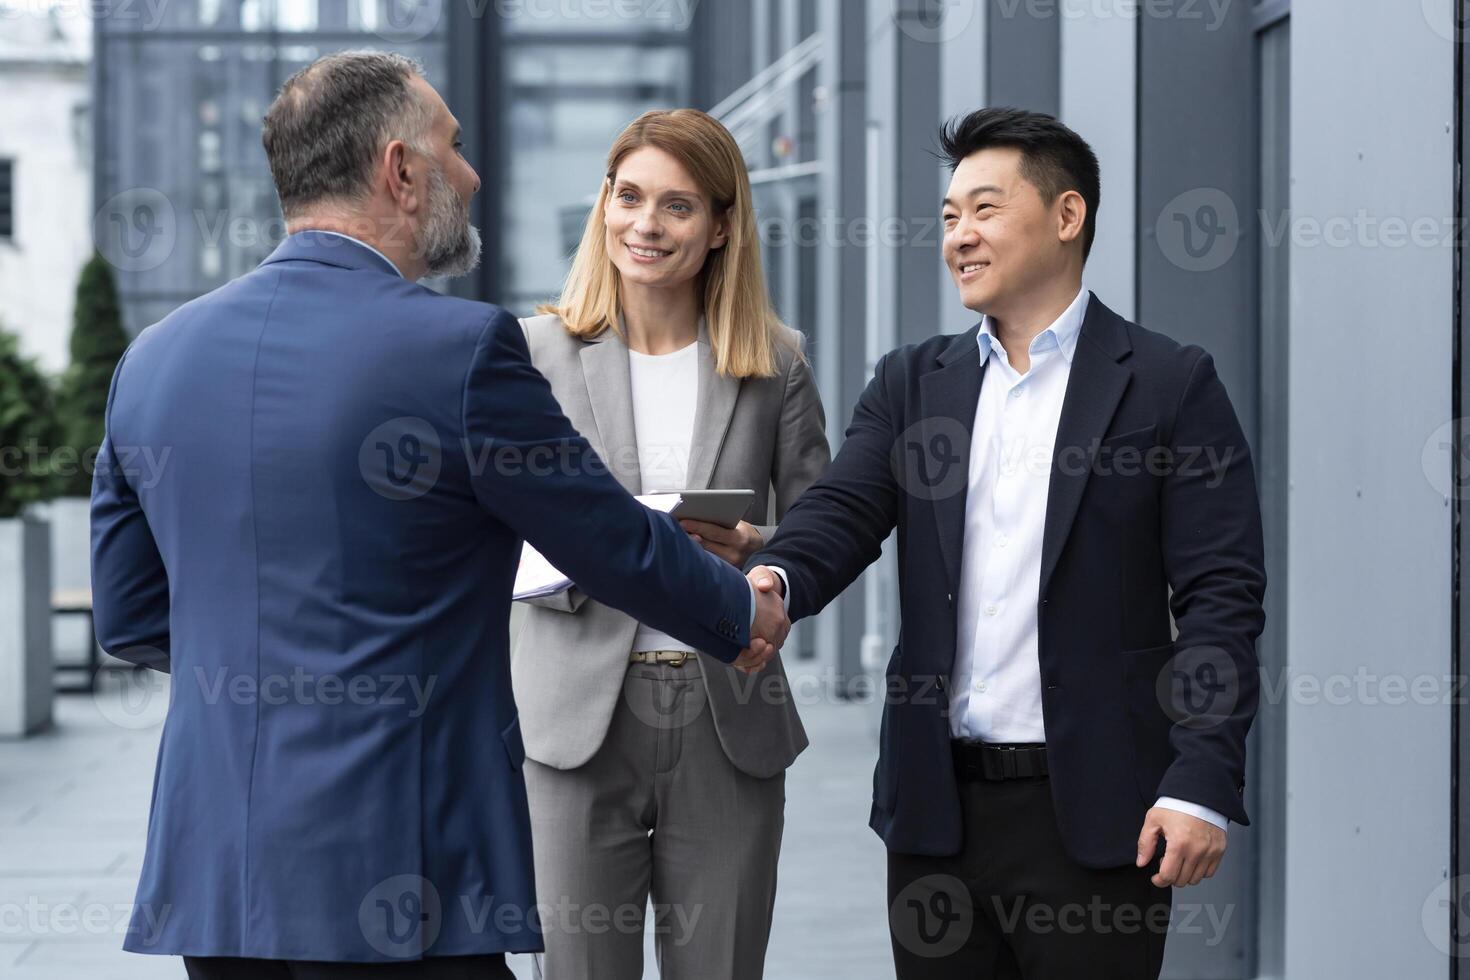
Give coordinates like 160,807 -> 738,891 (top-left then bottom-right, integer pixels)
91,231 -> 753,961
749,294 -> 1266,867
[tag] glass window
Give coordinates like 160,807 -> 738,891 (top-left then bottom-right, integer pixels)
240,0 -> 266,31
275,0 -> 319,32
501,0 -> 689,35
0,159 -> 13,241
500,37 -> 688,313
350,0 -> 380,32
95,1 -> 448,330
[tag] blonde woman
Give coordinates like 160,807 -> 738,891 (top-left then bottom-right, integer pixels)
510,109 -> 830,980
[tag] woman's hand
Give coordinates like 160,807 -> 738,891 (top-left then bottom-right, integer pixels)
680,519 -> 764,568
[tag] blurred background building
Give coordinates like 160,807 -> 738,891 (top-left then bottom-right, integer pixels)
91,0 -> 449,330
0,1 -> 91,373
1,0 -> 1463,977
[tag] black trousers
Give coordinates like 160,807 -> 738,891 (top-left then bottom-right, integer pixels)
183,953 -> 512,980
887,773 -> 1172,979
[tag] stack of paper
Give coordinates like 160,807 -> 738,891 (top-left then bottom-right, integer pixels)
512,493 -> 681,601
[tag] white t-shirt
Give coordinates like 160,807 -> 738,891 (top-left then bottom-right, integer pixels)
628,341 -> 700,654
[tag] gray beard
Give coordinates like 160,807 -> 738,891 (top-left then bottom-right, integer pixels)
419,165 -> 481,280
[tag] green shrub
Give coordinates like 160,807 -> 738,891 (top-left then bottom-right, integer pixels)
0,327 -> 60,519
54,253 -> 129,497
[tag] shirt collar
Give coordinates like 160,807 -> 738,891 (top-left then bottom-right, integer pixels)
310,231 -> 404,279
976,286 -> 1091,366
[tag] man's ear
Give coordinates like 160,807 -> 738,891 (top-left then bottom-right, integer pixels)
1057,189 -> 1086,247
383,139 -> 421,214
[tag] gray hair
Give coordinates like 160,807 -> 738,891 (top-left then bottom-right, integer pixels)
262,50 -> 434,218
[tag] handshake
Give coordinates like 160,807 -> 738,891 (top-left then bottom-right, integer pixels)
674,518 -> 785,675
733,565 -> 787,675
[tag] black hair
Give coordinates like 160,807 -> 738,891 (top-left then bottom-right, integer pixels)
938,107 -> 1101,260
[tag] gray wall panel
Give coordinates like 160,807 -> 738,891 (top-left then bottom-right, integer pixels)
1059,5 -> 1136,319
1137,3 -> 1259,975
690,0 -> 755,110
985,0 -> 1059,116
938,0 -> 990,336
1287,1 -> 1455,975
1253,18 -> 1291,978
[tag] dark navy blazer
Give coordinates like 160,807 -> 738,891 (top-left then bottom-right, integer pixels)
91,231 -> 753,961
750,294 -> 1267,867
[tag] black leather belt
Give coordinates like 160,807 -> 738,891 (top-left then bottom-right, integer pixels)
952,739 -> 1049,781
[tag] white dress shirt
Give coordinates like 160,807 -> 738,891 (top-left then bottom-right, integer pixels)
950,288 -> 1084,745
628,341 -> 701,654
770,287 -> 1225,833
311,231 -> 403,277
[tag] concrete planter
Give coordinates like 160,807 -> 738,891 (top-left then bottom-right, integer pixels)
42,496 -> 97,670
46,497 -> 92,593
0,515 -> 54,737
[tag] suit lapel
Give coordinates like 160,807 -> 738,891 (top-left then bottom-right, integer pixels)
919,326 -> 984,595
1038,295 -> 1134,597
685,321 -> 740,491
578,331 -> 642,495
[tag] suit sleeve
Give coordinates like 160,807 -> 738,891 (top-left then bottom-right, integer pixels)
463,310 -> 751,662
745,352 -> 900,623
91,349 -> 172,672
510,313 -> 591,615
1155,350 -> 1267,825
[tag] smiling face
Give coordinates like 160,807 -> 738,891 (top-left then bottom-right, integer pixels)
603,145 -> 729,292
941,146 -> 1084,317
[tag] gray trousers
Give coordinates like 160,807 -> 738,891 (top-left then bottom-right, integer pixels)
524,658 -> 786,980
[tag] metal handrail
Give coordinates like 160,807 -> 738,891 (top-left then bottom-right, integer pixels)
706,31 -> 824,122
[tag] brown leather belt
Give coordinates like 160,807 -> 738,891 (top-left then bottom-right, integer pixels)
629,650 -> 695,667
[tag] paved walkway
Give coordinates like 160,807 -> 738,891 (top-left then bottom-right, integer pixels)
1,664 -> 893,980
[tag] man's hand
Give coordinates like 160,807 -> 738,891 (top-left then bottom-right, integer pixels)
682,519 -> 764,568
747,564 -> 785,601
1136,807 -> 1227,888
732,566 -> 789,675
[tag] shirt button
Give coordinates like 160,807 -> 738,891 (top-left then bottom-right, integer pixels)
984,604 -> 999,616
974,680 -> 988,693
995,534 -> 1008,548
1010,388 -> 1023,398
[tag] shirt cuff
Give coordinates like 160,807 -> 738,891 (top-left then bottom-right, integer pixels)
747,577 -> 758,633
767,566 -> 792,613
1154,797 -> 1229,833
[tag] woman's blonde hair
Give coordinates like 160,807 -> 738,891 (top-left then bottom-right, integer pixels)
537,108 -> 792,379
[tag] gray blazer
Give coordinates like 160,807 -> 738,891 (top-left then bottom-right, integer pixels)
510,312 -> 830,778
